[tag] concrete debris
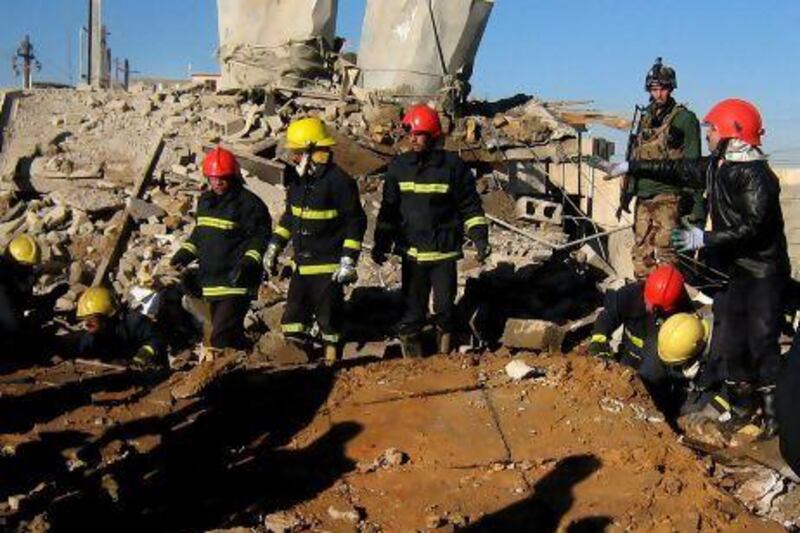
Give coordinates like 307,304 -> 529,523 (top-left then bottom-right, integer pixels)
327,504 -> 362,523
51,188 -> 123,214
501,319 -> 566,352
504,359 -> 547,381
357,447 -> 409,473
263,511 -> 306,533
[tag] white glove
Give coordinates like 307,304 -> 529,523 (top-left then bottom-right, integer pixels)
332,257 -> 357,285
599,160 -> 629,178
671,225 -> 705,252
263,242 -> 280,275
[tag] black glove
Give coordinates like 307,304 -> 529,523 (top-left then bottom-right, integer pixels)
616,190 -> 634,221
588,341 -> 614,359
180,268 -> 202,298
233,257 -> 263,288
171,248 -> 195,269
475,240 -> 491,264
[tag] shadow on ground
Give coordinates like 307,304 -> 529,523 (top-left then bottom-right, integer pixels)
466,454 -> 610,533
2,364 -> 355,531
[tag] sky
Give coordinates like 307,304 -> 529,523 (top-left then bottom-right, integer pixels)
1,0 -> 799,164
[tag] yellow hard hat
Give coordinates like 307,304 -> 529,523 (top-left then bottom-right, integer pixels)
8,234 -> 40,266
77,287 -> 117,319
285,117 -> 336,151
658,313 -> 706,366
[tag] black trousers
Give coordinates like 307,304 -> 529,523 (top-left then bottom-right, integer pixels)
209,296 -> 252,349
281,273 -> 343,345
714,274 -> 785,387
400,258 -> 457,335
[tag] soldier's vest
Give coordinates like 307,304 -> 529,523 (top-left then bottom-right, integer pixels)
633,103 -> 687,160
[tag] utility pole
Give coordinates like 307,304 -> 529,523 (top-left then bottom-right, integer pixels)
12,35 -> 42,90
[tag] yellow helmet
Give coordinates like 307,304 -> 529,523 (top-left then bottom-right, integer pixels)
285,117 -> 336,151
658,313 -> 706,366
77,287 -> 117,318
8,234 -> 40,266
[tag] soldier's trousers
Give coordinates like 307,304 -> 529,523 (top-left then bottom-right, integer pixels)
714,274 -> 784,388
399,258 -> 457,335
633,193 -> 680,279
281,272 -> 343,346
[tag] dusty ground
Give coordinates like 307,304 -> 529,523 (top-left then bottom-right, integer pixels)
0,350 -> 782,532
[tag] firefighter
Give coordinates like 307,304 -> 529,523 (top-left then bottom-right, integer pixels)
625,58 -> 702,279
264,117 -> 367,365
0,234 -> 67,356
66,286 -> 165,368
170,146 -> 271,352
605,98 -> 789,438
589,264 -> 693,377
372,105 -> 490,356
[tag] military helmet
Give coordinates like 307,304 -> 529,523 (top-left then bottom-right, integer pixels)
645,57 -> 677,91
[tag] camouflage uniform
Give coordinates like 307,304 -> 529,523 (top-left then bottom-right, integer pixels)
631,99 -> 700,279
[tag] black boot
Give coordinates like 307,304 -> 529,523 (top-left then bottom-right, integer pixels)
759,386 -> 779,440
725,381 -> 756,422
399,332 -> 423,359
436,329 -> 452,355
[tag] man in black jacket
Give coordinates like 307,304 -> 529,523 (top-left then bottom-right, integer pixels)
603,98 -> 789,437
171,147 -> 271,351
372,105 -> 490,356
264,117 -> 367,365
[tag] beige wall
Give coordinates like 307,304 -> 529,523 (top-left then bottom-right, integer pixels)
777,168 -> 800,278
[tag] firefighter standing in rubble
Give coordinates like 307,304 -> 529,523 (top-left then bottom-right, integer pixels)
622,58 -> 702,279
372,105 -> 490,356
605,98 -> 789,438
171,146 -> 271,353
264,117 -> 367,365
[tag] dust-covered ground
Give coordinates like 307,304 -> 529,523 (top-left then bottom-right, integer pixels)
0,350 -> 783,532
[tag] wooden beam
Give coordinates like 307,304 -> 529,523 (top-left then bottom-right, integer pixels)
92,134 -> 165,287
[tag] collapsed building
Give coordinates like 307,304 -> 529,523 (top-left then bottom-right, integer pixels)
0,0 -> 798,530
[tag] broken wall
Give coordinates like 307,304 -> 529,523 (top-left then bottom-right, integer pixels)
216,0 -> 338,90
357,0 -> 494,95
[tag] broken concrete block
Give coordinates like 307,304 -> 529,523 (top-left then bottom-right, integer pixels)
129,198 -> 166,221
264,114 -> 284,133
52,189 -> 124,214
327,505 -> 361,524
263,511 -> 305,533
203,109 -> 246,136
139,223 -> 167,237
501,319 -> 565,352
43,205 -> 69,230
171,164 -> 189,176
505,359 -> 547,380
515,197 -> 563,225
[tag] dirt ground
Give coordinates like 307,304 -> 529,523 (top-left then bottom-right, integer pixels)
0,350 -> 782,532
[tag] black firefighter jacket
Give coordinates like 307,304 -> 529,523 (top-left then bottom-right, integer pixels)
375,149 -> 488,263
175,183 -> 271,299
630,157 -> 790,280
271,164 -> 367,275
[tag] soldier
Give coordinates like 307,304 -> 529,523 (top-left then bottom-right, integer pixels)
624,58 -> 702,279
372,105 -> 490,356
264,117 -> 367,365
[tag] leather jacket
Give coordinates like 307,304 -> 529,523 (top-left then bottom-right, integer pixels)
630,157 -> 790,279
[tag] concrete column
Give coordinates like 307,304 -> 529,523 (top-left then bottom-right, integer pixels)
90,0 -> 104,88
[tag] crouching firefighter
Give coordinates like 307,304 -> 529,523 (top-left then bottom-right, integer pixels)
264,117 -> 367,365
65,286 -> 166,368
589,264 -> 693,372
171,146 -> 271,353
372,105 -> 490,357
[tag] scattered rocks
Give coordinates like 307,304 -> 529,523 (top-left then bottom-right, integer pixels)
356,447 -> 409,473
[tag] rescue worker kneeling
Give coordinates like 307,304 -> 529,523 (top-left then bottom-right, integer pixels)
65,286 -> 166,369
171,146 -> 271,353
0,234 -> 67,356
372,105 -> 490,357
264,117 -> 367,365
589,264 -> 692,370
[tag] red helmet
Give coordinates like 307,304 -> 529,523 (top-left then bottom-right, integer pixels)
403,105 -> 442,138
703,98 -> 764,147
644,264 -> 686,313
202,146 -> 240,179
